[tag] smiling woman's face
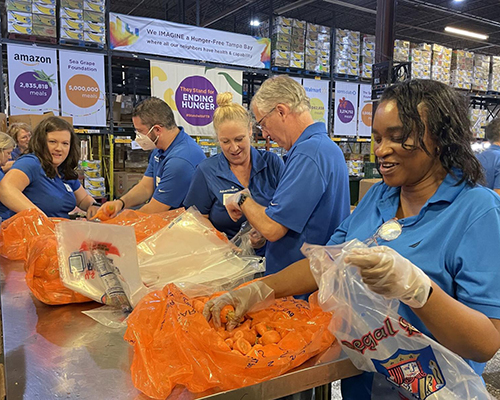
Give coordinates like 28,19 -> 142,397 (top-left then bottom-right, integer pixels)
46,130 -> 71,167
217,120 -> 252,166
373,100 -> 441,188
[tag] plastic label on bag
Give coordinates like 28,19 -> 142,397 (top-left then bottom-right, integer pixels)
56,221 -> 148,308
304,239 -> 492,400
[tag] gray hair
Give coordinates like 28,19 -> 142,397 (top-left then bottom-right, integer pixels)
133,97 -> 177,130
251,75 -> 310,114
0,131 -> 16,150
485,118 -> 500,143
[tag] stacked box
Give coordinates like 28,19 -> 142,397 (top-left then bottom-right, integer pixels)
489,56 -> 500,92
7,0 -> 57,37
410,43 -> 432,80
269,17 -> 291,67
450,50 -> 474,90
431,44 -> 452,85
60,0 -> 105,45
334,28 -> 360,76
394,40 -> 410,62
289,19 -> 306,69
361,35 -> 375,79
469,108 -> 488,139
473,54 -> 490,91
305,23 -> 331,74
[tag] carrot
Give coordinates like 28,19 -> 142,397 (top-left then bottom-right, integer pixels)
233,337 -> 252,355
255,322 -> 273,336
231,349 -> 244,356
217,327 -> 229,340
259,330 -> 281,346
192,300 -> 205,314
220,305 -> 235,324
225,338 -> 234,349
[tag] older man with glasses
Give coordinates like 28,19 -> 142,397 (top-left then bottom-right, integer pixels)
225,75 -> 350,280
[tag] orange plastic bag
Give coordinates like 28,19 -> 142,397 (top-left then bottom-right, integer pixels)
124,283 -> 335,399
0,209 -> 63,261
103,209 -> 185,243
25,235 -> 92,305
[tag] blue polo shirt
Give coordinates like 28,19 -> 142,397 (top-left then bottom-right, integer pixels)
11,154 -> 81,218
184,147 -> 284,241
144,127 -> 205,208
10,146 -> 22,161
477,144 -> 500,189
265,122 -> 350,275
0,169 -> 14,221
327,172 -> 500,399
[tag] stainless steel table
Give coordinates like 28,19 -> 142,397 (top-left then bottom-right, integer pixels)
0,259 -> 360,400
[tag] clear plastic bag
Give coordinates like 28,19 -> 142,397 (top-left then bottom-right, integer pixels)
303,239 -> 492,400
56,221 -> 148,309
137,207 -> 265,291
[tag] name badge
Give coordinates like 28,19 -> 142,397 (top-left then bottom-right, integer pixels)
223,193 -> 235,205
64,183 -> 73,193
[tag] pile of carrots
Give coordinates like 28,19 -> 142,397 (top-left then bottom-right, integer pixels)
193,295 -> 287,358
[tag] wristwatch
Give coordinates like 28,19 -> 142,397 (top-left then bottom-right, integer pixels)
238,192 -> 249,207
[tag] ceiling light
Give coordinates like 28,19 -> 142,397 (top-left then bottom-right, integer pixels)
444,26 -> 488,40
250,19 -> 260,27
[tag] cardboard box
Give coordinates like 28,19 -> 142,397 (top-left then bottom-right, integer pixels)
9,112 -> 73,128
114,171 -> 143,197
359,178 -> 382,202
0,113 -> 7,132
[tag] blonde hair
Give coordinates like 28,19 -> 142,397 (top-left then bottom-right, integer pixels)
213,92 -> 251,132
0,132 -> 16,150
7,122 -> 31,143
251,75 -> 310,114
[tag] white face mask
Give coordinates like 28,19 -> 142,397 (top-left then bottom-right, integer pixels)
135,126 -> 158,151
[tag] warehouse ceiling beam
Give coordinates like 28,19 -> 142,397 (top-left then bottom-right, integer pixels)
321,0 -> 376,15
202,0 -> 255,27
275,0 -> 316,15
398,0 -> 500,29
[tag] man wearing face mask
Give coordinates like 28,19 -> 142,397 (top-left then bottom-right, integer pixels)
95,97 -> 206,218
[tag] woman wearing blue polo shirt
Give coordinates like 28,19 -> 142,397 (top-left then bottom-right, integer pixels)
184,92 -> 284,252
0,132 -> 16,221
204,80 -> 500,398
0,117 -> 99,218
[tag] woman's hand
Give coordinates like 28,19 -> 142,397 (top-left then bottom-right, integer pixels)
224,189 -> 251,222
86,205 -> 100,219
345,246 -> 431,308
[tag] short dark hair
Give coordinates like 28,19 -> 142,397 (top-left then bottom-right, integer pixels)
380,79 -> 484,185
28,117 -> 80,180
485,118 -> 500,143
132,97 -> 177,130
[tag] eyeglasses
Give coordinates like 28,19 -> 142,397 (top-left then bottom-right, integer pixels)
255,106 -> 276,132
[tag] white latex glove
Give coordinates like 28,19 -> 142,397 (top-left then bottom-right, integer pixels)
224,188 -> 251,222
249,228 -> 266,249
345,246 -> 431,308
203,281 -> 275,330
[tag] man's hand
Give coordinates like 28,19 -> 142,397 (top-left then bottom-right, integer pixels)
224,189 -> 251,222
345,246 -> 431,308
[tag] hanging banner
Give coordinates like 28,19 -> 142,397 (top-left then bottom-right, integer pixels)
358,84 -> 373,137
7,43 -> 59,115
334,81 -> 359,137
303,78 -> 330,124
58,50 -> 106,127
150,60 -> 243,137
110,13 -> 270,69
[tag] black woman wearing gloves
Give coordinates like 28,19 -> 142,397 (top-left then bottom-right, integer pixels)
205,79 -> 500,399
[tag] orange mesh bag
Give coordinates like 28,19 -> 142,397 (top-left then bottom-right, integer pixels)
25,234 -> 92,305
124,283 -> 335,399
0,209 -> 64,261
102,209 -> 185,243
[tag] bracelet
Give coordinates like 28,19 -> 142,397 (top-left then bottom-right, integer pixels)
91,202 -> 101,207
427,286 -> 434,301
117,198 -> 126,209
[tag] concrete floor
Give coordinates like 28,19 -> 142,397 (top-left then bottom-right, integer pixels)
330,350 -> 500,399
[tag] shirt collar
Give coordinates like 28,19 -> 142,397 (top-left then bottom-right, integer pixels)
216,146 -> 267,182
157,126 -> 186,157
376,170 -> 468,225
285,122 -> 327,162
